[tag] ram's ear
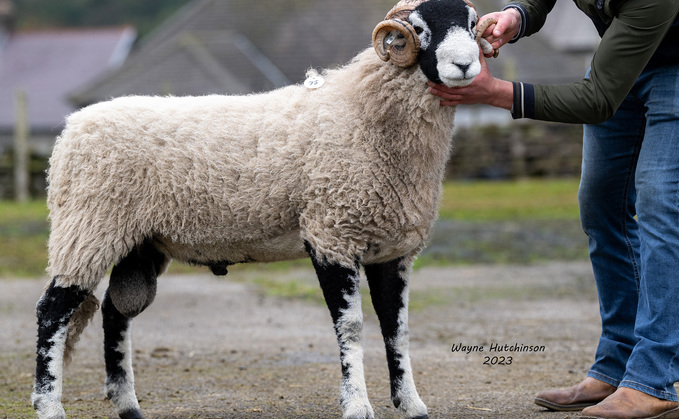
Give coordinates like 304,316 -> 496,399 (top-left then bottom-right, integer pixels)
475,17 -> 499,58
372,19 -> 421,67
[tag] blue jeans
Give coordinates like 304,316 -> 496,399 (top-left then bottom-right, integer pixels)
579,62 -> 679,401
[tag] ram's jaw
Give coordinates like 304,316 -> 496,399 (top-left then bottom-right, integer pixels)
439,73 -> 476,87
437,59 -> 481,87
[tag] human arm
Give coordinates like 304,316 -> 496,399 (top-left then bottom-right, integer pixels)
530,0 -> 679,123
427,2 -> 545,111
427,52 -> 513,110
430,0 -> 679,124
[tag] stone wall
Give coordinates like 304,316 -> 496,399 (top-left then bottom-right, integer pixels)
447,122 -> 584,180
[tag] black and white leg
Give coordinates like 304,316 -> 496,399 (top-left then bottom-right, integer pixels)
32,278 -> 90,419
365,257 -> 428,419
307,244 -> 374,419
103,242 -> 166,419
102,290 -> 144,419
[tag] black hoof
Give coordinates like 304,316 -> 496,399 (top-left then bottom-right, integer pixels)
119,409 -> 145,419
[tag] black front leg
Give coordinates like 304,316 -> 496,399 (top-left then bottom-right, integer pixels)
306,243 -> 374,419
365,257 -> 428,419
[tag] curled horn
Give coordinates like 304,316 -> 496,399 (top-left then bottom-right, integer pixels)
475,17 -> 500,58
372,20 -> 421,67
384,0 -> 429,20
463,0 -> 500,58
372,0 -> 429,68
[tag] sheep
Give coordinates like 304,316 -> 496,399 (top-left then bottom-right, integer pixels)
32,0 -> 497,418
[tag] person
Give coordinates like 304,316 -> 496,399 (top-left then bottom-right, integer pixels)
428,1 -> 679,418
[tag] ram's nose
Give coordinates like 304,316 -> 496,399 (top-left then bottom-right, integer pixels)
455,63 -> 471,77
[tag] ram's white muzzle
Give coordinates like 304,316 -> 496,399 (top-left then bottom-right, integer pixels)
435,27 -> 481,87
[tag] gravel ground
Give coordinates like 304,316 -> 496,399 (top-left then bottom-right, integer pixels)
1,260 -> 602,418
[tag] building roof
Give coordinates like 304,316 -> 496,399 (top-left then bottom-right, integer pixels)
0,0 -> 601,134
71,0 -> 402,105
72,0 -> 600,125
0,26 -> 136,132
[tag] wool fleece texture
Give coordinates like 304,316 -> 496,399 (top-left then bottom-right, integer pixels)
47,47 -> 455,293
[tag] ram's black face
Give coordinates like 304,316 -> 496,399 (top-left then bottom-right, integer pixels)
410,0 -> 481,86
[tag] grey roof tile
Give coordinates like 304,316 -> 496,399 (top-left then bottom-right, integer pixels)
0,26 -> 136,131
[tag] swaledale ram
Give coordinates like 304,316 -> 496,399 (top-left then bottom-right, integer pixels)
32,0 -> 497,417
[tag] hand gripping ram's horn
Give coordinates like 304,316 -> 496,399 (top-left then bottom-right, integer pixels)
464,0 -> 501,58
475,19 -> 500,58
372,0 -> 499,68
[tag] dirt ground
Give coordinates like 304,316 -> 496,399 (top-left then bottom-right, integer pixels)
1,261 -> 603,418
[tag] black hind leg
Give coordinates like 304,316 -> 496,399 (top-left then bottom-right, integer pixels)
102,290 -> 145,419
104,242 -> 167,419
32,278 -> 90,419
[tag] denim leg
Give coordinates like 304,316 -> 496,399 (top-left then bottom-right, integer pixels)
579,94 -> 645,387
620,64 -> 679,401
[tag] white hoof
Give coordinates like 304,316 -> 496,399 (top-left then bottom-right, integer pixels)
343,399 -> 375,419
32,396 -> 66,419
401,399 -> 428,419
397,396 -> 428,418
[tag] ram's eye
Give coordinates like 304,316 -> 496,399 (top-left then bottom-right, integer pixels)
414,25 -> 424,35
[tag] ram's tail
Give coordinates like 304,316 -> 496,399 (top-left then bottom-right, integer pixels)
64,293 -> 100,365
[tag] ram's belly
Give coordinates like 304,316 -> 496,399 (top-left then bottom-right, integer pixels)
155,225 -> 429,269
155,230 -> 307,267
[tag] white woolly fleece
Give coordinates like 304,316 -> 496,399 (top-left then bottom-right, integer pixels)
47,47 -> 456,289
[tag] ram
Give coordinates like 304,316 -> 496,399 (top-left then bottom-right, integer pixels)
32,0 -> 496,418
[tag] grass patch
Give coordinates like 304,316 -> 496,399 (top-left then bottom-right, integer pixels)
251,276 -> 323,304
0,179 -> 583,278
0,352 -> 39,418
439,178 -> 580,221
0,200 -> 49,278
0,396 -> 36,418
408,278 -> 596,312
166,258 -> 314,275
417,218 -> 589,267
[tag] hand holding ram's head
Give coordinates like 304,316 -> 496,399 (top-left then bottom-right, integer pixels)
373,0 -> 498,87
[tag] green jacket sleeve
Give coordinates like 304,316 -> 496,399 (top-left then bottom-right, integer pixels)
507,0 -> 556,37
508,0 -> 679,124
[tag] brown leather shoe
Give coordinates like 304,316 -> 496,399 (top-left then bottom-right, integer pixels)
580,388 -> 679,419
535,377 -> 617,411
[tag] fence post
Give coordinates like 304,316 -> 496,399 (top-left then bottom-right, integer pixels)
14,89 -> 29,202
